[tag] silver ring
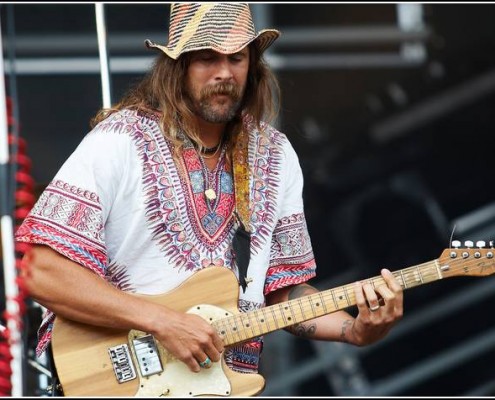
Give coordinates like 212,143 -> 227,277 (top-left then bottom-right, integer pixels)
199,356 -> 211,368
369,304 -> 380,312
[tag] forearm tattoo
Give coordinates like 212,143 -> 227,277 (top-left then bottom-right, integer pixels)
340,319 -> 354,343
285,284 -> 318,338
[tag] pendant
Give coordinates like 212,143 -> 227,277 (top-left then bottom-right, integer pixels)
204,188 -> 216,200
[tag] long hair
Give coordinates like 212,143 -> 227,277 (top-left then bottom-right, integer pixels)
91,43 -> 280,156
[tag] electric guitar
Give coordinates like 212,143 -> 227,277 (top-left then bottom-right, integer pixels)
51,241 -> 495,397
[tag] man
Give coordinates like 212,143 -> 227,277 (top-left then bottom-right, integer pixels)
16,2 -> 403,396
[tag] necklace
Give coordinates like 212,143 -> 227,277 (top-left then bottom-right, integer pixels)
200,145 -> 226,202
177,130 -> 226,201
200,142 -> 222,160
198,134 -> 225,157
201,143 -> 221,155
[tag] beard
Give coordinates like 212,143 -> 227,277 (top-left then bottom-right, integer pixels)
189,82 -> 243,123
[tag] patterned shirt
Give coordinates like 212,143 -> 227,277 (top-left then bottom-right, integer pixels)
15,109 -> 316,373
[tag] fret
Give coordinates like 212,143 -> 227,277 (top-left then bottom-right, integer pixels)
329,290 -> 337,310
244,311 -> 257,337
283,303 -> 295,326
405,267 -> 420,287
270,306 -> 280,330
216,320 -> 235,345
391,270 -> 403,288
260,308 -> 271,332
231,315 -> 245,342
308,294 -> 317,317
400,269 -> 408,288
349,285 -> 357,307
335,289 -> 346,308
415,265 -> 424,284
312,292 -> 327,317
343,285 -> 352,307
249,310 -> 260,337
412,268 -> 422,286
297,298 -> 307,321
434,260 -> 443,280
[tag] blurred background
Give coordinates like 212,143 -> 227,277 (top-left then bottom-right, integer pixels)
1,2 -> 495,397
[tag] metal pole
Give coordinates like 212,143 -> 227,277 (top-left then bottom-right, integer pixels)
95,2 -> 112,108
0,11 -> 23,397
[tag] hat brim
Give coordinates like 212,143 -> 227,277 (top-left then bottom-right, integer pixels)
145,29 -> 281,60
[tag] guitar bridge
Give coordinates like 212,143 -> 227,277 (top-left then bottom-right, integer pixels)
108,344 -> 137,384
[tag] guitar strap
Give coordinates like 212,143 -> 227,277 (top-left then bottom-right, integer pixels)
232,129 -> 251,293
46,343 -> 63,396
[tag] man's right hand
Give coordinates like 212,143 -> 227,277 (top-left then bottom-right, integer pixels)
152,309 -> 225,372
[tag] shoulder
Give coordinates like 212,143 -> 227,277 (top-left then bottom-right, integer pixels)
91,108 -> 161,136
244,115 -> 292,149
243,115 -> 299,163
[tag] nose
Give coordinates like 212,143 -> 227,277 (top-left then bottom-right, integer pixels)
214,57 -> 234,81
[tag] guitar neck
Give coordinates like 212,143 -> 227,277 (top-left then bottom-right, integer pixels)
214,259 -> 442,346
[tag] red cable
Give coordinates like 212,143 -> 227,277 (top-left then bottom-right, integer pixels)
0,97 -> 35,396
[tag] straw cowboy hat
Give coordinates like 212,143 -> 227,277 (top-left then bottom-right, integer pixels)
145,2 -> 280,59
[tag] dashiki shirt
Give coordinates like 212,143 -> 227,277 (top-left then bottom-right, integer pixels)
15,109 -> 317,373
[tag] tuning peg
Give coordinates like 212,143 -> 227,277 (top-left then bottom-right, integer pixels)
476,240 -> 486,248
464,240 -> 474,248
451,240 -> 461,248
490,240 -> 494,248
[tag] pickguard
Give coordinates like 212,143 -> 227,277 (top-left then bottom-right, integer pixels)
128,304 -> 233,397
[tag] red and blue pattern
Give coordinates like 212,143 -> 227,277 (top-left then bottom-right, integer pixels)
15,180 -> 107,276
264,212 -> 317,295
178,144 -> 235,247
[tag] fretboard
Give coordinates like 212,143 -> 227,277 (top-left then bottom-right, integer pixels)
213,259 -> 442,346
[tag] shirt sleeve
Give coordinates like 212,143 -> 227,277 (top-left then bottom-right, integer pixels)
15,116 -> 131,278
264,139 -> 317,296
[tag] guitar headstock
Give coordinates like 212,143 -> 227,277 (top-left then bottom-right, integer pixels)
438,240 -> 495,278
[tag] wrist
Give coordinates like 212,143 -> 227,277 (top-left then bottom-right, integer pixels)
346,318 -> 366,347
341,318 -> 359,345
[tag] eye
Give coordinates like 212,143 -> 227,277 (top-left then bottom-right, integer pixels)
197,53 -> 214,62
230,53 -> 246,62
192,51 -> 215,63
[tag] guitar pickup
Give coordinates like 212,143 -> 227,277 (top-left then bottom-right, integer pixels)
108,344 -> 137,384
132,334 -> 163,377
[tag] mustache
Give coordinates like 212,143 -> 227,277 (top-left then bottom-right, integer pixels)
200,82 -> 241,101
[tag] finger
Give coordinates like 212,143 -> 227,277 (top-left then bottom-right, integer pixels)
381,268 -> 403,292
203,342 -> 222,363
213,334 -> 225,354
381,268 -> 404,308
374,284 -> 395,307
198,354 -> 213,369
362,281 -> 380,311
185,353 -> 202,373
354,281 -> 368,312
185,343 -> 210,372
206,331 -> 224,356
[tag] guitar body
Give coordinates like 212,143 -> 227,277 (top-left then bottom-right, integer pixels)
51,267 -> 265,397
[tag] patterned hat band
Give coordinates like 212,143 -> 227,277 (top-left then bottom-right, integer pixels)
145,2 -> 280,60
